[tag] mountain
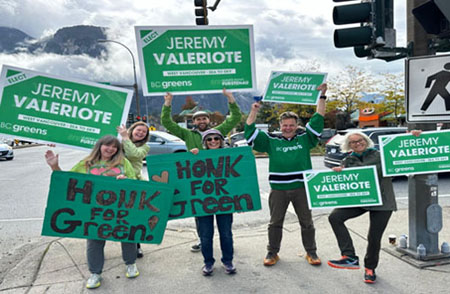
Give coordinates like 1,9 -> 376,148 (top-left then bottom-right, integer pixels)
0,25 -> 254,114
0,27 -> 34,53
0,25 -> 106,57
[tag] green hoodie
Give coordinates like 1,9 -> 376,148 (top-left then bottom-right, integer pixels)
161,102 -> 242,150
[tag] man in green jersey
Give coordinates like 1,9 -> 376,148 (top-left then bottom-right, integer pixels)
245,83 -> 327,267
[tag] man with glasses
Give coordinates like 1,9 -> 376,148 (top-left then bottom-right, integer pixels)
161,89 -> 242,252
245,83 -> 327,267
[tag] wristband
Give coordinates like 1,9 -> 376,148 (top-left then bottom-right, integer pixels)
320,95 -> 327,100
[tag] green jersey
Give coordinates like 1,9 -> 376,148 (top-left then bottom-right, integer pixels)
245,113 -> 324,190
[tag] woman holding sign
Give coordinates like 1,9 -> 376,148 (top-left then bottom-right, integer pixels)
190,129 -> 236,276
326,131 -> 396,283
117,121 -> 150,258
45,135 -> 139,289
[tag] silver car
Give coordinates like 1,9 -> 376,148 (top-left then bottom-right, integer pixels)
0,143 -> 14,161
146,131 -> 187,155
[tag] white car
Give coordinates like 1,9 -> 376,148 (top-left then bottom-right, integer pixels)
0,143 -> 14,161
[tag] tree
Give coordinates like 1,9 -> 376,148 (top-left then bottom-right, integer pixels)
209,111 -> 225,127
181,96 -> 197,110
378,73 -> 405,126
328,66 -> 376,115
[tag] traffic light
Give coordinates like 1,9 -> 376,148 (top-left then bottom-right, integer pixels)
413,0 -> 450,37
195,0 -> 208,25
142,116 -> 147,122
333,0 -> 395,58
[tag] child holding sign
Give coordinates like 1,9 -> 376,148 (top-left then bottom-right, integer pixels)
190,129 -> 236,276
117,121 -> 150,258
45,135 -> 139,289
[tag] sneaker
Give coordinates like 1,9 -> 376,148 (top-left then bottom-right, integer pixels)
86,273 -> 102,289
137,247 -> 144,258
126,263 -> 140,278
191,242 -> 201,252
305,252 -> 322,265
223,263 -> 237,274
263,252 -> 280,266
364,268 -> 376,283
327,256 -> 360,269
202,264 -> 214,276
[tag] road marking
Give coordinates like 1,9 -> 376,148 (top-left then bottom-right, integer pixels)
0,217 -> 43,223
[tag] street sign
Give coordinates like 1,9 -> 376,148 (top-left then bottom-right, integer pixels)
146,147 -> 261,219
262,71 -> 327,104
406,54 -> 450,122
0,65 -> 133,150
135,25 -> 256,96
42,171 -> 174,244
304,166 -> 382,209
380,130 -> 450,176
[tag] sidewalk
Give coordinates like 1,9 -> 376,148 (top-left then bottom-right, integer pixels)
1,207 -> 449,294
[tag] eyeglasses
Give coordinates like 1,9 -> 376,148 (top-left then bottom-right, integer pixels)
206,136 -> 221,142
349,139 -> 365,145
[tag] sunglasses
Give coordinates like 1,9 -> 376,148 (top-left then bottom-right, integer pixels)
206,136 -> 221,142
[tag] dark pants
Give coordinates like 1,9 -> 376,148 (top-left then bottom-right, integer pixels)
198,213 -> 233,266
267,187 -> 317,254
328,208 -> 392,270
87,239 -> 137,274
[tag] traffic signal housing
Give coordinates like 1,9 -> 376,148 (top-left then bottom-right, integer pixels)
413,0 -> 450,37
332,0 -> 395,59
195,0 -> 208,25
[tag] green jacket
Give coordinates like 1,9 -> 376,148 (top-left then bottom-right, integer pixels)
161,102 -> 242,150
343,148 -> 397,211
123,140 -> 150,180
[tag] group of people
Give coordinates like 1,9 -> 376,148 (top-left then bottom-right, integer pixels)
44,83 -> 408,289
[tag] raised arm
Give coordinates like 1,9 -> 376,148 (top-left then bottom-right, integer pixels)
45,150 -> 61,171
246,102 -> 261,125
316,83 -> 327,116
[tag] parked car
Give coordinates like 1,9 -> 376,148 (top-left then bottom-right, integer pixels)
324,127 -> 408,168
0,143 -> 14,161
319,128 -> 336,145
227,132 -> 245,147
146,131 -> 187,156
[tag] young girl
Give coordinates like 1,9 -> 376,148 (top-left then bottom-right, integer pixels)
190,129 -> 236,276
45,135 -> 139,289
117,122 -> 150,258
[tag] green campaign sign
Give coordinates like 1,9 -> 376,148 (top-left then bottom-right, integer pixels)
380,130 -> 450,176
135,25 -> 256,95
304,166 -> 382,209
0,65 -> 132,150
146,147 -> 261,219
42,171 -> 174,244
262,71 -> 327,104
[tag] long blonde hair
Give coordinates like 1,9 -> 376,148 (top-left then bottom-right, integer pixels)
128,121 -> 149,147
84,135 -> 124,168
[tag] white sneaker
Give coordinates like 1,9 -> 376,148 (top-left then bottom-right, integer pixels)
126,263 -> 140,278
86,273 -> 102,289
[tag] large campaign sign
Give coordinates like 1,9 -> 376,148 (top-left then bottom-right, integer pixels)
304,166 -> 382,209
380,130 -> 450,176
262,71 -> 327,105
135,25 -> 256,95
146,147 -> 261,219
42,171 -> 174,244
0,65 -> 133,150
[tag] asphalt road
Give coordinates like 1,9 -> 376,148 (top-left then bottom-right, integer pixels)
1,145 -> 449,282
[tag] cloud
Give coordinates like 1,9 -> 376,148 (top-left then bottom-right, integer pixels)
0,0 -> 407,93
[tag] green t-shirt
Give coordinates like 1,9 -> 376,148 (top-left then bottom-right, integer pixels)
70,158 -> 136,179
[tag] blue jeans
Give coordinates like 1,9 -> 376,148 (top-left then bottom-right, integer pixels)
198,213 -> 233,266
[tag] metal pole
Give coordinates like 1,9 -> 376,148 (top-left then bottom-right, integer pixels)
406,0 -> 441,258
97,39 -> 141,117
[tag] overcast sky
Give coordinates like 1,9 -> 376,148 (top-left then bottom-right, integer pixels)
0,0 -> 407,92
